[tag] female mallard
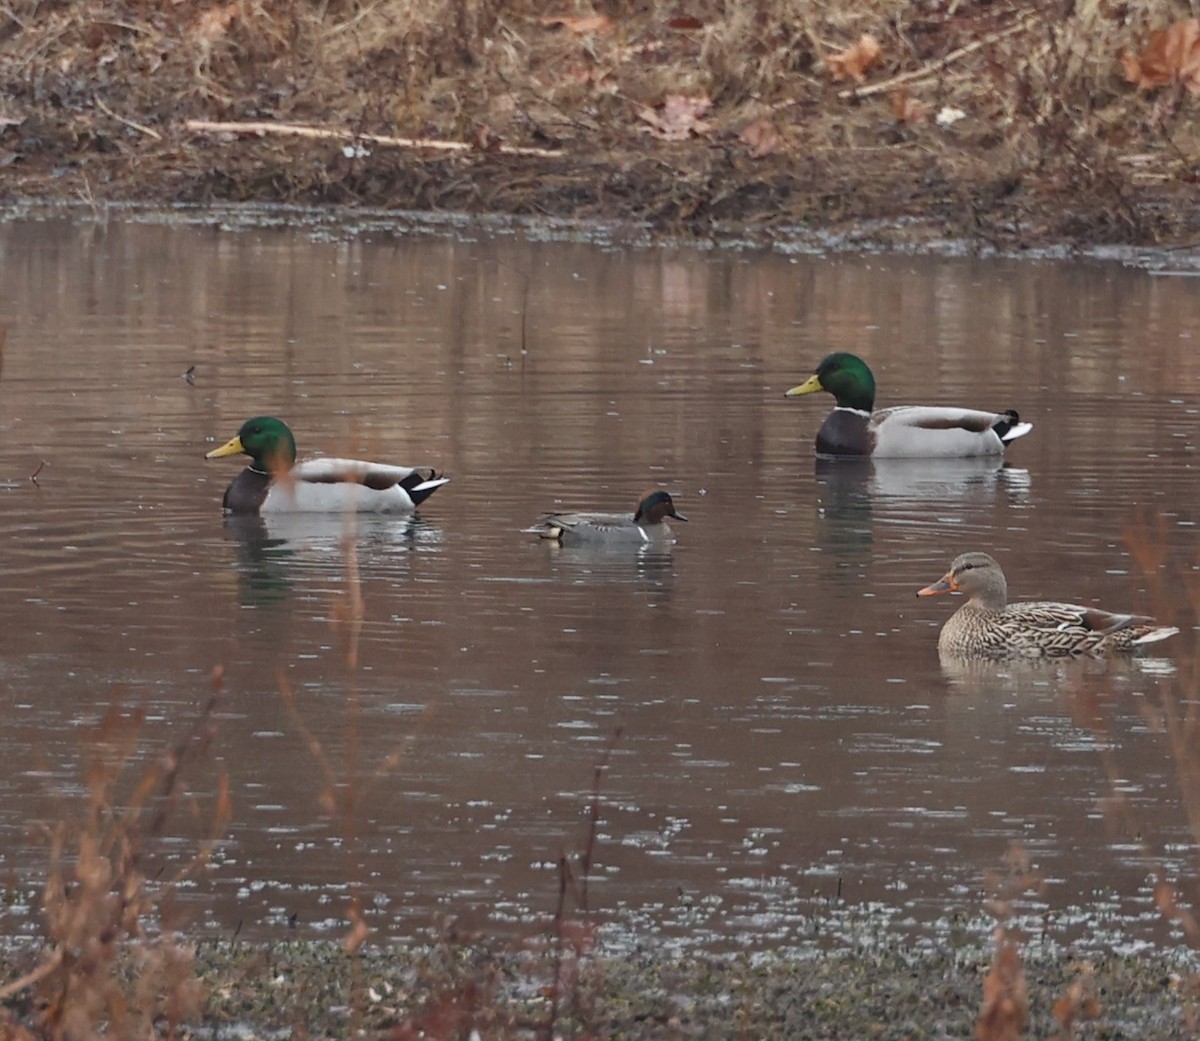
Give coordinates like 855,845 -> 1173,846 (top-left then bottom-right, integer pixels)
917,551 -> 1178,657
205,416 -> 449,515
529,490 -> 687,545
785,352 -> 1032,458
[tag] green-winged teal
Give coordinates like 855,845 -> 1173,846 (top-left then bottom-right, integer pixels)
530,490 -> 687,545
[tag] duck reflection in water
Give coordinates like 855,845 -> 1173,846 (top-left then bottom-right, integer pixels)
537,539 -> 678,587
223,512 -> 431,609
934,647 -> 1177,700
812,456 -> 1031,559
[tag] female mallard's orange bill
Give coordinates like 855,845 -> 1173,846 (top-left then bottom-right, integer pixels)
916,574 -> 957,597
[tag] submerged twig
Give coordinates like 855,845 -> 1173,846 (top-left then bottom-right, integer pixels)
579,725 -> 622,912
29,460 -> 45,485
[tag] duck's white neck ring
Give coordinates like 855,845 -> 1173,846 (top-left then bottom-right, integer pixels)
248,465 -> 270,475
834,406 -> 871,417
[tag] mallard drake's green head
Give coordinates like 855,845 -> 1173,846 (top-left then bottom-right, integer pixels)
633,490 -> 687,525
785,352 -> 877,412
206,416 -> 298,473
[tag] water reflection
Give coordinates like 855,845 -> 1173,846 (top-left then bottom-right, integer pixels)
223,512 -> 438,607
815,456 -> 1032,505
937,651 -> 1178,696
812,456 -> 1034,558
0,219 -> 1196,952
224,514 -> 297,606
533,541 -> 678,584
866,457 -> 1031,503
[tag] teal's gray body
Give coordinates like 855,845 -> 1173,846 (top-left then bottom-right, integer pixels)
532,490 -> 686,545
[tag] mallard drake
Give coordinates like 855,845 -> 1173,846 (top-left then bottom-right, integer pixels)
205,416 -> 449,515
917,552 -> 1178,657
529,490 -> 687,545
785,352 -> 1032,458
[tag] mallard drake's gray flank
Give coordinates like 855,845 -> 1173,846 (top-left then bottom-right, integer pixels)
917,551 -> 1178,657
205,416 -> 449,515
785,352 -> 1032,458
529,490 -> 686,545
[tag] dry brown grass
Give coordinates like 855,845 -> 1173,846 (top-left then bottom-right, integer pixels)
968,518 -> 1200,1041
0,682 -> 229,1040
0,0 -> 1196,244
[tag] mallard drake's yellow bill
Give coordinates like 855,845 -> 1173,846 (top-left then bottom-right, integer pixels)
784,374 -> 824,397
206,435 -> 246,459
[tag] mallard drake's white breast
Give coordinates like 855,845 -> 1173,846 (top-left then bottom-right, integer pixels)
917,551 -> 1178,657
205,416 -> 449,515
529,490 -> 687,545
785,352 -> 1032,458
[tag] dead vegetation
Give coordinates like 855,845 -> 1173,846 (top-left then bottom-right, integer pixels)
0,0 -> 1197,246
0,686 -> 228,1040
973,523 -> 1200,1041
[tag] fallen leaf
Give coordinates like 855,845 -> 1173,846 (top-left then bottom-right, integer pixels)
472,123 -> 502,151
738,118 -> 780,158
540,14 -> 613,34
1122,18 -> 1200,94
193,3 -> 238,43
637,94 -> 713,140
890,88 -> 927,124
826,33 -> 882,83
667,16 -> 704,30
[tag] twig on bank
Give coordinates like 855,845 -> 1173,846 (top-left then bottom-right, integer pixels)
837,13 -> 1041,100
96,97 -> 162,140
184,119 -> 563,158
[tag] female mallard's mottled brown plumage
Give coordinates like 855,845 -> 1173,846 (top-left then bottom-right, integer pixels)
917,552 -> 1178,657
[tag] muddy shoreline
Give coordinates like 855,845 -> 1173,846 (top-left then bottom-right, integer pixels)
3,933 -> 1198,1038
6,139 -> 1199,263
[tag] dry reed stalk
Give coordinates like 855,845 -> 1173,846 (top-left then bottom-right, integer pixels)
0,673 -> 229,1040
1054,521 -> 1200,1023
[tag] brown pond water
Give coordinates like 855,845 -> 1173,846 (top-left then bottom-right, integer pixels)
0,217 -> 1198,954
